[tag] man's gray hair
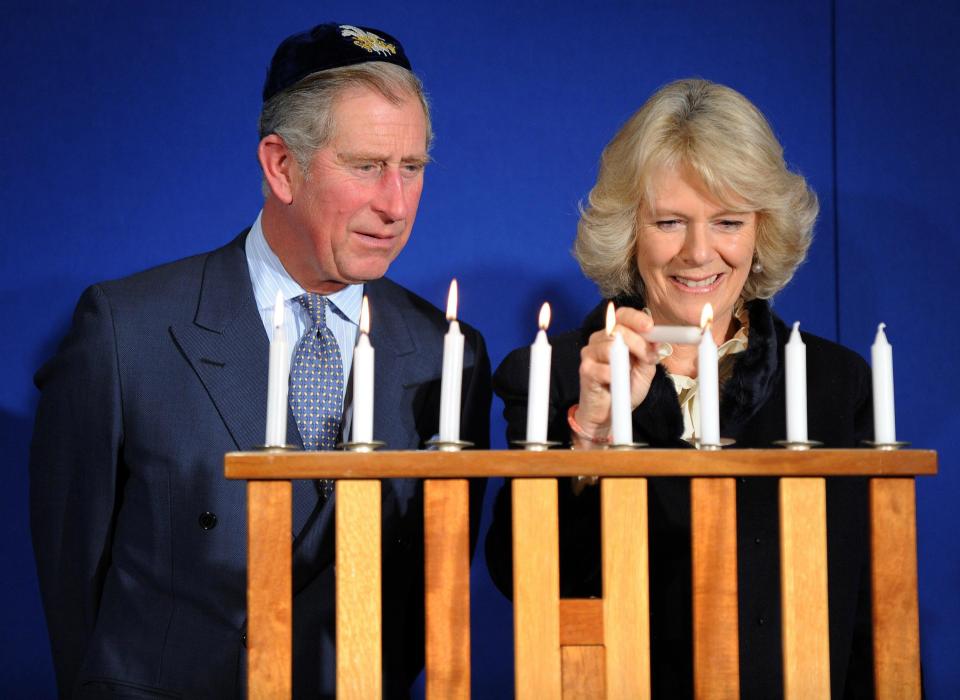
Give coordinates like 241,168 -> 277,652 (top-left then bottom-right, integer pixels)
258,62 -> 432,195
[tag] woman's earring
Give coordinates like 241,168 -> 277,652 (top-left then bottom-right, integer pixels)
752,259 -> 763,274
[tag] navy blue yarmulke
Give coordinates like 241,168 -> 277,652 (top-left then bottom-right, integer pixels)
263,23 -> 412,102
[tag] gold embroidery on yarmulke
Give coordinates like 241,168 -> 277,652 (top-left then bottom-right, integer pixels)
339,25 -> 397,56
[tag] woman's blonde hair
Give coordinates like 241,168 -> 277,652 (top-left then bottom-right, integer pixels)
575,78 -> 818,301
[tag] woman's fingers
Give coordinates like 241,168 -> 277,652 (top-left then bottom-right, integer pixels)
615,307 -> 654,333
629,358 -> 657,407
576,306 -> 665,430
577,332 -> 613,432
610,308 -> 661,365
616,325 -> 661,365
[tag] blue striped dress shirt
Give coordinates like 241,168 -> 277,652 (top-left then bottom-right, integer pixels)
244,211 -> 363,412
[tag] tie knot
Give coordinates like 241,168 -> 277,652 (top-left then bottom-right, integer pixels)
296,293 -> 328,328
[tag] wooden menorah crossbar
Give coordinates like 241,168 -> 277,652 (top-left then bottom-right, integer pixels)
225,449 -> 936,700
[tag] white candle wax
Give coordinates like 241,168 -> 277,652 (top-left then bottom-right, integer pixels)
785,321 -> 808,443
352,297 -> 375,443
439,320 -> 464,442
871,323 -> 896,443
265,289 -> 289,446
698,324 -> 720,446
526,303 -> 552,443
642,325 -> 702,345
439,280 -> 464,442
609,330 -> 633,445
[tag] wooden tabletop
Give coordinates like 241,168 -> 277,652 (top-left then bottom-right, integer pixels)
225,448 -> 937,480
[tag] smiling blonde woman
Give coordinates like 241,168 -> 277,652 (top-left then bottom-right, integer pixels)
486,79 -> 876,697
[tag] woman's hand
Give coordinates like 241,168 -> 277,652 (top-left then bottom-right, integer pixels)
573,307 -> 661,448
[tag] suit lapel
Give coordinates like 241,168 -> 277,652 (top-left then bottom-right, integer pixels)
367,279 -> 420,449
169,232 -> 316,537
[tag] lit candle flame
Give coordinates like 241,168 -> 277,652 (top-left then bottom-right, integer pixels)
538,302 -> 551,331
446,279 -> 458,321
360,295 -> 370,335
700,302 -> 713,331
605,301 -> 616,336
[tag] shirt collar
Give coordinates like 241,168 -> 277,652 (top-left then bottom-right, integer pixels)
246,210 -> 363,326
719,301 -> 750,357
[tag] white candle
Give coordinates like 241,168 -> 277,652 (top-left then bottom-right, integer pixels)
698,303 -> 720,447
871,322 -> 896,443
785,321 -> 808,443
265,289 -> 289,446
607,302 -> 633,445
439,280 -> 464,442
525,302 -> 552,443
642,325 -> 702,345
351,295 -> 374,443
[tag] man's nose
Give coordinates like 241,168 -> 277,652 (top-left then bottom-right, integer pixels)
372,168 -> 407,222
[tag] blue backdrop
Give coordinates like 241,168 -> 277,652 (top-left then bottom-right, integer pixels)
3,1 -> 957,696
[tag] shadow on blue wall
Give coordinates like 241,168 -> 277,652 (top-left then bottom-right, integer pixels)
1,317 -> 72,698
1,406 -> 56,699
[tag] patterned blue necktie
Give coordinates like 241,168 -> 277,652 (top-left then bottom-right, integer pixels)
289,293 -> 344,501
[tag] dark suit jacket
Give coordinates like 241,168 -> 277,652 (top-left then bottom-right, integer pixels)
30,232 -> 491,699
485,297 -> 874,699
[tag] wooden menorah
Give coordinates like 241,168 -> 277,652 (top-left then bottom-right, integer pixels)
225,448 -> 935,699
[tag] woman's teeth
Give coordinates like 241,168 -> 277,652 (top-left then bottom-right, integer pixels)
674,274 -> 719,288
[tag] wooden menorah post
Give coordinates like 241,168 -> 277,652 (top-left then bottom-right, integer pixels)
225,448 -> 936,699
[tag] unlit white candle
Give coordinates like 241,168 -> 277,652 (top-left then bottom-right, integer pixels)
439,280 -> 464,442
698,316 -> 720,447
526,303 -> 552,443
607,303 -> 633,445
642,325 -> 702,345
351,297 -> 374,443
785,321 -> 808,443
265,289 -> 289,446
871,322 -> 896,443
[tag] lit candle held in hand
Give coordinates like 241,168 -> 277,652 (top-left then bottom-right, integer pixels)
525,303 -> 552,443
439,280 -> 464,442
607,302 -> 633,445
641,325 -> 702,345
697,303 -> 720,447
351,296 -> 374,444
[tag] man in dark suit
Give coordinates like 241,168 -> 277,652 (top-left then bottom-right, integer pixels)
29,23 -> 491,699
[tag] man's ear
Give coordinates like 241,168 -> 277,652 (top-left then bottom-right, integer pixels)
258,134 -> 298,204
